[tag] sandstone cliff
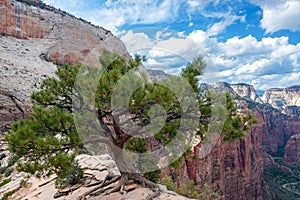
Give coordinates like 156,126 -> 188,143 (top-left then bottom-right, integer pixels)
262,86 -> 300,111
160,83 -> 265,200
0,0 -> 129,127
161,129 -> 263,200
230,83 -> 263,103
164,82 -> 300,199
1,1 -> 300,199
0,0 -> 129,65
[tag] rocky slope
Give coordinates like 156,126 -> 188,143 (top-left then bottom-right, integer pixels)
0,0 -> 129,127
0,35 -> 57,127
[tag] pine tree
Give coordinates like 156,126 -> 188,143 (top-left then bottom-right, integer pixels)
6,50 -> 256,199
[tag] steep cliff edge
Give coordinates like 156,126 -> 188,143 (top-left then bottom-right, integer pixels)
162,127 -> 263,200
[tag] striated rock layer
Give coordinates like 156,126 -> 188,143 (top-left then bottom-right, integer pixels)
0,0 -> 130,65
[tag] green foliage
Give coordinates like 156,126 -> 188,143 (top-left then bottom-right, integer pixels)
124,137 -> 147,153
181,56 -> 206,94
264,166 -> 300,199
222,93 -> 258,142
0,178 -> 11,187
199,183 -> 218,200
0,154 -> 6,161
143,169 -> 161,183
1,190 -> 16,200
0,167 -> 7,174
0,126 -> 8,133
7,155 -> 19,167
55,160 -> 83,189
5,64 -> 83,180
4,168 -> 14,177
20,179 -> 28,187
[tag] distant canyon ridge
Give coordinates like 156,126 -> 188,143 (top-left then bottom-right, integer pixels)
0,0 -> 300,199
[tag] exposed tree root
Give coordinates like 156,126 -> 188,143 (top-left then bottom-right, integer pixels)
75,172 -> 161,200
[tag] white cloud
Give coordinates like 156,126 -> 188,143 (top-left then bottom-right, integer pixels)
43,0 -> 185,34
120,30 -> 154,52
251,0 -> 300,33
121,28 -> 300,91
187,0 -> 220,11
207,15 -> 242,36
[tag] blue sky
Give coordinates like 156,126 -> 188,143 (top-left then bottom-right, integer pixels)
43,0 -> 300,92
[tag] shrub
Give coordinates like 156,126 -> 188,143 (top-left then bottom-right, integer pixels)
7,155 -> 19,167
1,190 -> 16,200
0,178 -> 11,187
55,160 -> 83,189
4,168 -> 14,177
0,154 -> 6,161
0,167 -> 8,174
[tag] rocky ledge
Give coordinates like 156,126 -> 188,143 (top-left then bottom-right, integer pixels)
1,154 -> 192,200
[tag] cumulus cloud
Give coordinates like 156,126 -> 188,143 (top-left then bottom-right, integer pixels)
251,0 -> 300,33
44,0 -> 185,34
209,35 -> 300,90
122,28 -> 300,90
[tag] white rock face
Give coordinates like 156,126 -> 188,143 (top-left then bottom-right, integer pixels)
230,83 -> 263,103
207,82 -> 263,103
262,86 -> 300,111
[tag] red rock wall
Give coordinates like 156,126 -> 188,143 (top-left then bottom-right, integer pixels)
283,133 -> 300,166
162,124 -> 263,200
0,0 -> 130,65
255,108 -> 300,155
0,1 -> 48,39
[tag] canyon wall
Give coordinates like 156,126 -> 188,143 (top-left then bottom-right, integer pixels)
162,83 -> 300,199
1,1 -> 300,199
283,133 -> 300,166
162,127 -> 263,200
